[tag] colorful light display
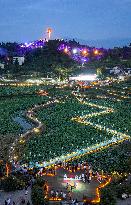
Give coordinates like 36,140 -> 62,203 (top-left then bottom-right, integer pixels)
16,36 -> 105,63
9,89 -> 130,170
58,43 -> 103,63
69,74 -> 97,81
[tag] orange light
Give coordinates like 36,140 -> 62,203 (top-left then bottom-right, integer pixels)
47,28 -> 52,33
94,49 -> 99,55
6,163 -> 9,177
64,47 -> 68,53
82,49 -> 88,56
47,28 -> 52,39
49,197 -> 62,201
90,176 -> 111,203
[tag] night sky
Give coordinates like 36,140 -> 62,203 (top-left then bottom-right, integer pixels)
0,0 -> 131,47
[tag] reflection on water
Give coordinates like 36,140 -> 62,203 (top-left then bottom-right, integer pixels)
13,116 -> 33,133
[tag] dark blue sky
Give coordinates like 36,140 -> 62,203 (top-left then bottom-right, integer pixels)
0,0 -> 131,47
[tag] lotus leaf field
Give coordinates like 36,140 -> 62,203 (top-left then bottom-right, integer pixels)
0,81 -> 131,173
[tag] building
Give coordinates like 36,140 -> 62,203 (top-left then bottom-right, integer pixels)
13,57 -> 25,65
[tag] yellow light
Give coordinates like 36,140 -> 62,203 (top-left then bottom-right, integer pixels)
19,139 -> 25,144
94,49 -> 99,55
82,49 -> 88,56
34,128 -> 40,133
64,47 -> 68,53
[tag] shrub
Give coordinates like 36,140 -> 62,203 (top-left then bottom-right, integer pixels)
1,175 -> 25,192
31,184 -> 48,205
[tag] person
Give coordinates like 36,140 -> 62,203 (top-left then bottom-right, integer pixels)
75,199 -> 78,205
66,182 -> 69,189
82,173 -> 85,180
83,177 -> 86,183
78,163 -> 81,169
12,202 -> 16,205
71,185 -> 73,191
85,174 -> 87,182
27,201 -> 30,205
51,189 -> 54,197
63,192 -> 66,199
88,175 -> 91,184
44,183 -> 47,192
72,199 -> 75,204
56,190 -> 59,197
96,171 -> 102,183
21,198 -> 25,204
75,165 -> 78,172
6,198 -> 11,205
74,181 -> 77,188
68,191 -> 71,200
84,164 -> 87,170
25,190 -> 28,195
5,200 -> 7,205
52,190 -> 56,198
60,190 -> 63,197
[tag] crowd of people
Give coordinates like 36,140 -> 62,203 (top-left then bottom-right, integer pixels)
43,161 -> 99,204
4,198 -> 31,205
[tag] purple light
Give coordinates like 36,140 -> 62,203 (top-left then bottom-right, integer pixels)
17,39 -> 106,63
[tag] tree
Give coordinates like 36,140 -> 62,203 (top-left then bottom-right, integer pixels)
97,67 -> 107,79
1,175 -> 25,191
54,66 -> 71,80
100,187 -> 117,205
31,177 -> 48,205
14,58 -> 20,73
0,161 -> 5,177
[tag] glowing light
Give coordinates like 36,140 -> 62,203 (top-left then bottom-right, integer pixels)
47,28 -> 52,40
82,49 -> 88,56
63,174 -> 82,181
33,128 -> 40,133
72,48 -> 78,54
6,163 -> 9,177
19,139 -> 25,144
94,49 -> 99,55
69,74 -> 97,81
64,47 -> 68,53
9,88 -> 130,170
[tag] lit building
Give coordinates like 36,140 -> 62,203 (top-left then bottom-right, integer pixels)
69,74 -> 97,81
13,57 -> 25,65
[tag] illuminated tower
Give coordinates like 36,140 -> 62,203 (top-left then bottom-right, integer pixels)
46,28 -> 52,40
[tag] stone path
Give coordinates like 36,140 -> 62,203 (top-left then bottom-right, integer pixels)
0,187 -> 32,205
117,197 -> 131,205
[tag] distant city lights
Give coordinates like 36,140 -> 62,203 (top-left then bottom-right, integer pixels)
69,74 -> 97,81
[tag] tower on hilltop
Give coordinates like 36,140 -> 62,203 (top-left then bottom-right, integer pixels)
46,28 -> 53,40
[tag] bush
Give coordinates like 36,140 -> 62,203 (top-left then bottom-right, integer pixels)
31,185 -> 48,205
100,186 -> 117,205
0,175 -> 25,192
34,176 -> 46,187
115,184 -> 131,199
